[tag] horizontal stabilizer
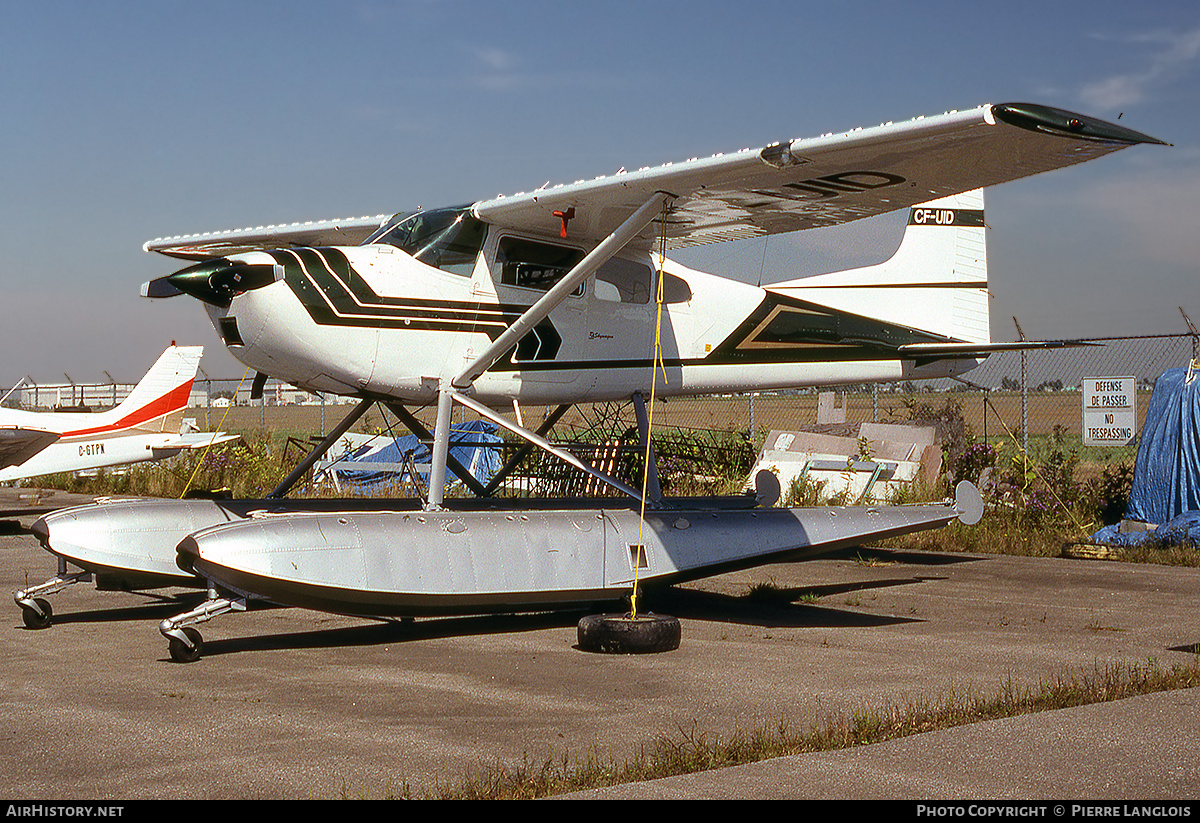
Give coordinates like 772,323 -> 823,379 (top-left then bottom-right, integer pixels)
149,432 -> 240,458
898,339 -> 1100,358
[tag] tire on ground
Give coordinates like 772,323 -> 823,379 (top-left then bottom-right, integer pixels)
577,613 -> 680,654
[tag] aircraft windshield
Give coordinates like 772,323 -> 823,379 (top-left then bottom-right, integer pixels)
363,206 -> 486,276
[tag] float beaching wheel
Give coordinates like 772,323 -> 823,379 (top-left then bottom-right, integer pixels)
21,598 -> 53,630
577,612 -> 680,654
167,627 -> 204,663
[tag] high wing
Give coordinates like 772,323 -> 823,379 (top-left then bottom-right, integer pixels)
0,428 -> 60,469
473,103 -> 1166,249
141,104 -> 1163,261
144,214 -> 391,261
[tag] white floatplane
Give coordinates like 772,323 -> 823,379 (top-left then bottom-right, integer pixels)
28,103 -> 1165,660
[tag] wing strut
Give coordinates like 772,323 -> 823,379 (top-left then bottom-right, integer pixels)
266,397 -> 374,498
449,390 -> 645,502
453,191 -> 674,389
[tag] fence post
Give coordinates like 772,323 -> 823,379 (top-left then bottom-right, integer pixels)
1021,350 -> 1029,453
982,391 -> 988,444
1014,317 -> 1029,454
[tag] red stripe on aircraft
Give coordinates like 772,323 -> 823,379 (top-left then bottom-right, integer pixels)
61,380 -> 195,438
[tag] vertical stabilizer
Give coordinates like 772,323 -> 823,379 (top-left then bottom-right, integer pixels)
768,189 -> 989,343
99,346 -> 203,432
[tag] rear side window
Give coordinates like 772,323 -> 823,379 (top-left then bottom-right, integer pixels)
594,258 -> 650,303
595,258 -> 692,304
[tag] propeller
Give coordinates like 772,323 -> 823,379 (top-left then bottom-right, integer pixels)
141,259 -> 280,307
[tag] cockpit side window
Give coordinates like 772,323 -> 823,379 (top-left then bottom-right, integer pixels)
363,206 -> 486,277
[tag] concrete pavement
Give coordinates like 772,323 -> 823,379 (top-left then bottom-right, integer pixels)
2,493 -> 1198,799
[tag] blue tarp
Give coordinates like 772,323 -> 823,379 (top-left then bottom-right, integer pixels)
1125,367 -> 1200,524
1089,366 -> 1200,545
333,420 -> 503,491
1090,511 -> 1200,548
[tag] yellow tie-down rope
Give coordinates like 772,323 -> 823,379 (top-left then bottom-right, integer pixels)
180,366 -> 252,498
631,201 -> 672,619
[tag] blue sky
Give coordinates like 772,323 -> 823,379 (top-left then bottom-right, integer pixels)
3,0 -> 1198,384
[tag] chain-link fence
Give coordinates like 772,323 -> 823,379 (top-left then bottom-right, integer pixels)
10,334 -> 1194,487
522,335 -> 1191,473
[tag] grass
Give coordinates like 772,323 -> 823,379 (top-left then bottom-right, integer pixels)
744,578 -> 792,602
881,513 -> 1200,567
389,656 -> 1200,799
29,432 -> 298,499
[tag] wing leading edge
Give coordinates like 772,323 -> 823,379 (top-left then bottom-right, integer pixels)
144,215 -> 391,261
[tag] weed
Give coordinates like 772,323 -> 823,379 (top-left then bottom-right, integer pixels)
784,473 -> 826,507
745,578 -> 794,603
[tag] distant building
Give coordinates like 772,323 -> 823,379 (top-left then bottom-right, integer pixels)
13,378 -> 357,411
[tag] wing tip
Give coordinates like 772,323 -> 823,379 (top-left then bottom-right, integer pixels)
991,102 -> 1168,146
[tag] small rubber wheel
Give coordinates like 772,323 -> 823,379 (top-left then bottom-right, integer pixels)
168,627 -> 204,663
577,613 -> 680,654
21,598 -> 53,630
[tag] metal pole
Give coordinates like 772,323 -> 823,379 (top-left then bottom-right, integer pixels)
1021,351 -> 1029,454
983,391 -> 988,444
482,404 -> 570,496
426,388 -> 455,509
266,397 -> 373,498
1013,317 -> 1029,454
631,392 -> 662,504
